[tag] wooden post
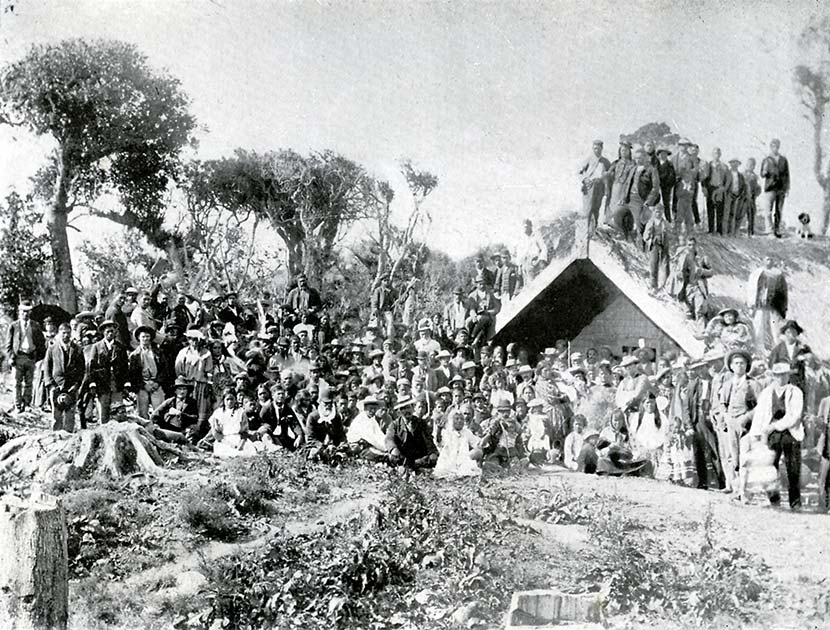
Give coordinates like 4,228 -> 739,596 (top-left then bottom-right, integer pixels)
0,493 -> 68,630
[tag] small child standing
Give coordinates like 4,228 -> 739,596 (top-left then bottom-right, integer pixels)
656,415 -> 696,486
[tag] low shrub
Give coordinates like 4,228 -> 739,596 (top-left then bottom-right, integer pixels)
179,493 -> 239,541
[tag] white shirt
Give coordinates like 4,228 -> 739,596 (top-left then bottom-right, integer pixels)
564,431 -> 584,470
19,320 -> 31,352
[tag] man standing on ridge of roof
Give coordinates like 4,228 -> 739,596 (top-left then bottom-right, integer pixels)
514,219 -> 548,289
701,147 -> 731,235
760,139 -> 790,239
577,139 -> 611,234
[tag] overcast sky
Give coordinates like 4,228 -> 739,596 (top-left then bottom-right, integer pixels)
0,0 -> 823,257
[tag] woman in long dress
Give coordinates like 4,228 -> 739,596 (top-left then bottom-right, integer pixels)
207,389 -> 258,457
631,394 -> 667,475
175,329 -> 214,425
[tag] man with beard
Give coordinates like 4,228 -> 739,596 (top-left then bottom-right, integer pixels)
305,390 -> 347,461
385,396 -> 438,469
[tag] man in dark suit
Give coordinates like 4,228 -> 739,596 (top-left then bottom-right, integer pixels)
760,138 -> 790,238
5,300 -> 46,411
43,322 -> 86,431
768,320 -> 811,395
86,320 -> 129,423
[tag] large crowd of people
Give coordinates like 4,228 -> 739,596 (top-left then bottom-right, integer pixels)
2,135 -> 828,513
3,244 -> 828,513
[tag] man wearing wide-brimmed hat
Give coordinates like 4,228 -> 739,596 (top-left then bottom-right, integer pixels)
717,348 -> 759,496
384,395 -> 438,469
750,362 -> 804,509
5,300 -> 46,412
768,320 -> 812,395
87,320 -> 130,423
149,376 -> 199,443
128,325 -> 167,419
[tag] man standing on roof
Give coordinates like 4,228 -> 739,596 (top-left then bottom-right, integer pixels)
624,148 -> 662,249
605,141 -> 637,227
492,250 -> 519,303
759,139 -> 790,239
577,139 -> 611,233
514,219 -> 548,288
701,147 -> 731,235
655,148 -> 676,222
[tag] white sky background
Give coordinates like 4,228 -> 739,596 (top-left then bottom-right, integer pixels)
0,0 -> 824,259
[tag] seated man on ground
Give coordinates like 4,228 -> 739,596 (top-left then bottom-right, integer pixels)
434,409 -> 483,480
576,428 -> 601,474
481,399 -> 526,468
384,396 -> 438,470
306,390 -> 348,462
149,376 -> 200,444
347,394 -> 389,461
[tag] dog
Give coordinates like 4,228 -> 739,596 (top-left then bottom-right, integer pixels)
797,212 -> 814,239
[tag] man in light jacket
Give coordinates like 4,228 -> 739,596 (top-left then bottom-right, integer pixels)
750,362 -> 804,510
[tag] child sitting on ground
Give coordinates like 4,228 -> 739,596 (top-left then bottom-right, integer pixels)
525,398 -> 553,466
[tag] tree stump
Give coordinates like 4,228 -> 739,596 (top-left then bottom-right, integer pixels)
0,493 -> 68,629
0,422 -> 184,484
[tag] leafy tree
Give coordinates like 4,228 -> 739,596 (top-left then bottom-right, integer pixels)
0,38 -> 196,312
76,229 -> 155,300
794,12 -> 830,235
185,149 -> 369,286
619,122 -> 680,150
0,192 -> 49,316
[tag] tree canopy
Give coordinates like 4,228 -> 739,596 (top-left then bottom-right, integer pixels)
0,38 -> 196,311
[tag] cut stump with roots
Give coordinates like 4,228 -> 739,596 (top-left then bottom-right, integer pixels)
0,422 -> 183,484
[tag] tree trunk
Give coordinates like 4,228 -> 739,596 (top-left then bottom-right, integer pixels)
46,167 -> 78,314
821,185 -> 830,236
0,493 -> 68,630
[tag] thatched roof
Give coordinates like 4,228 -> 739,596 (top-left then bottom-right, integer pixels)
503,213 -> 830,359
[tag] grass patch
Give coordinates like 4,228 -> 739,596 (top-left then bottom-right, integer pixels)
179,492 -> 239,541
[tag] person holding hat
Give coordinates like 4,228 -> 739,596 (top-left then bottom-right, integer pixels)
5,300 -> 46,412
604,142 -> 636,228
384,395 -> 438,469
149,377 -> 200,444
128,325 -> 168,419
514,219 -> 548,287
655,147 -> 676,222
86,320 -> 130,423
768,320 -> 812,396
577,139 -> 611,234
724,158 -> 748,236
175,328 -> 214,426
43,322 -> 85,432
750,362 -> 804,509
716,349 -> 759,496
